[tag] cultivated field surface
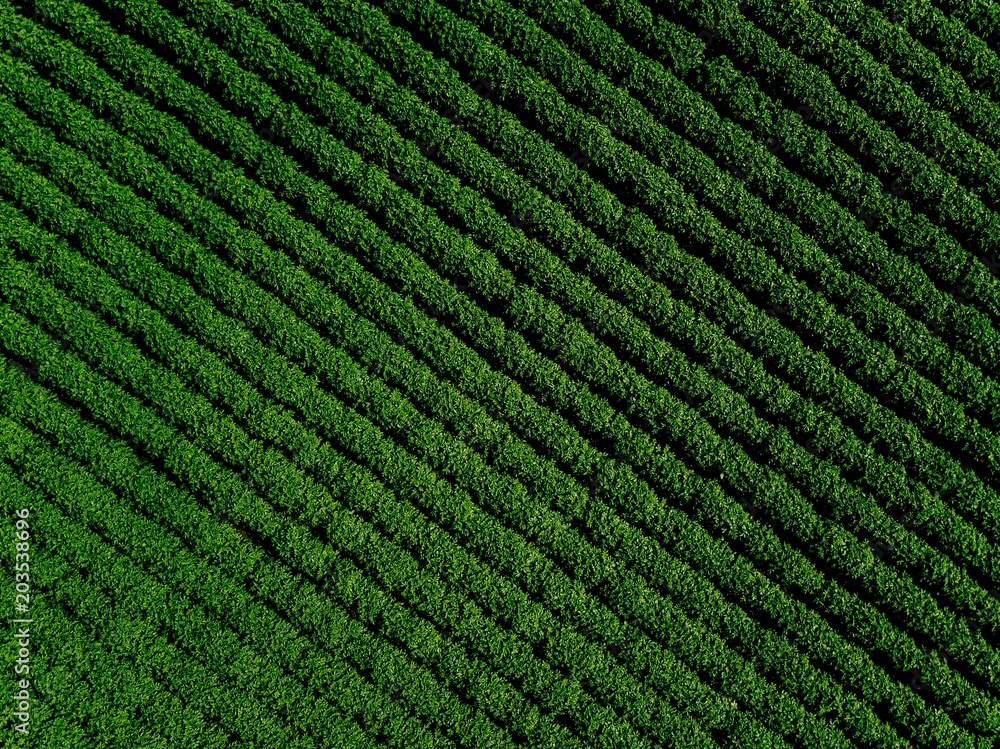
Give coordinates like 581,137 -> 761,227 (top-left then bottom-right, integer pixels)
1,1 -> 999,747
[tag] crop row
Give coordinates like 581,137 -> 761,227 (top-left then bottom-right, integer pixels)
740,4 -> 1000,333
6,168 -> 717,749
0,23 -> 752,744
729,0 -> 1000,252
580,0 -> 1000,379
160,0 -> 1000,684
232,0 -> 1000,720
3,213 -> 656,744
0,81 -> 906,749
0,412 -> 343,749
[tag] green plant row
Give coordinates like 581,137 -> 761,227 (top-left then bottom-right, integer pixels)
0,32 -> 891,749
737,0 -> 1000,252
13,2 -> 984,744
0,64 -> 909,749
0,285 -> 468,748
3,71 -> 775,741
0,460 -> 235,749
520,0 -> 1000,559
5,560 -> 224,748
9,0 -> 1000,744
528,0 -> 995,600
0,209 -> 528,744
814,0 -> 1000,154
0,20 -> 892,748
468,0 -> 996,399
550,0 -> 1000,577
27,574 -> 228,749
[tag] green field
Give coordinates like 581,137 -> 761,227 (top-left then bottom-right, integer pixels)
1,0 -> 999,746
